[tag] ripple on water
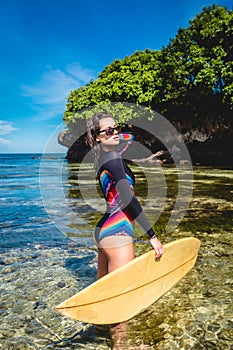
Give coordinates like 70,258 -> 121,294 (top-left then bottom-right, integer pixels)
1,164 -> 233,349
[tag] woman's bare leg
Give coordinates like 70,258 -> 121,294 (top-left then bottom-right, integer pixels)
103,241 -> 134,273
97,238 -> 134,349
97,238 -> 134,277
97,248 -> 108,279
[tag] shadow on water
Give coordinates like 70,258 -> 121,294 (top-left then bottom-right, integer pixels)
45,324 -> 112,349
65,254 -> 96,281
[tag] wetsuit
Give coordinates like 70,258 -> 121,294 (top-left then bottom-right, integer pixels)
94,133 -> 156,246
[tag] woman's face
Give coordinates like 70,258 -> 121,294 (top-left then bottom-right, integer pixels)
96,117 -> 120,151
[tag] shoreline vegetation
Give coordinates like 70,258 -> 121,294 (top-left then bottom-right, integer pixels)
58,5 -> 233,167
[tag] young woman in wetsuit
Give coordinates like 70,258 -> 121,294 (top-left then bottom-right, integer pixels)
87,113 -> 164,279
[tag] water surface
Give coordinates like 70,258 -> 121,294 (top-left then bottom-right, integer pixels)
0,154 -> 232,349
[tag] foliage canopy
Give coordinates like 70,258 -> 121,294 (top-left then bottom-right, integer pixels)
63,5 -> 233,134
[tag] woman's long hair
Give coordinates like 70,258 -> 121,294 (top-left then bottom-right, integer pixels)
86,113 -> 114,172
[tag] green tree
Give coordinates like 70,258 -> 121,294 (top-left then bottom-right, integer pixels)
63,5 -> 233,136
162,5 -> 233,104
64,50 -> 162,128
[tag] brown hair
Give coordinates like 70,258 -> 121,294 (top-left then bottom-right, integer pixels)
86,112 -> 114,171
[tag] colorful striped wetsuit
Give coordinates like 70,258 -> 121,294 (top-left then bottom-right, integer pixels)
94,133 -> 156,245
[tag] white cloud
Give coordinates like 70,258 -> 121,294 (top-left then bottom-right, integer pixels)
0,120 -> 18,135
0,137 -> 11,144
0,121 -> 18,147
66,63 -> 95,82
21,63 -> 97,120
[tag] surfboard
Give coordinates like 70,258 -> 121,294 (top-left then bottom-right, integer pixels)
55,237 -> 200,324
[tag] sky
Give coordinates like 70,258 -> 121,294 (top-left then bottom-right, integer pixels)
0,0 -> 232,153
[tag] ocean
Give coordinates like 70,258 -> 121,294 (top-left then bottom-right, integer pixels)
0,153 -> 95,251
1,154 -> 232,349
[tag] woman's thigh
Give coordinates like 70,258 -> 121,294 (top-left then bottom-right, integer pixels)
99,238 -> 134,273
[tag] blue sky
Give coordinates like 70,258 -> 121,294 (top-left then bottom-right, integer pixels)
0,0 -> 232,153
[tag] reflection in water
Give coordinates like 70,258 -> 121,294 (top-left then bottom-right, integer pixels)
63,165 -> 233,349
110,322 -> 129,350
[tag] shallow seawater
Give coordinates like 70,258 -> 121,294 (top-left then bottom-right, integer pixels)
1,159 -> 233,349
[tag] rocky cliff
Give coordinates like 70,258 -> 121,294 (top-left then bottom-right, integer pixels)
58,125 -> 233,167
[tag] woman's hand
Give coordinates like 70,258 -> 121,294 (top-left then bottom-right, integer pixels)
150,237 -> 164,259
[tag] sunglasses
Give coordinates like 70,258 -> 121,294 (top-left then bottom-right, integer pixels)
98,126 -> 121,137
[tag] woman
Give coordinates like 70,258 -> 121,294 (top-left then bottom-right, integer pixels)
87,112 -> 164,280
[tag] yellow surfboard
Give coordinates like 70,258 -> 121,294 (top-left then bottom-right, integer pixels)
55,237 -> 200,324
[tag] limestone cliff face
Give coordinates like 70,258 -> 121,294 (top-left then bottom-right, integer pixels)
58,130 -> 77,149
58,126 -> 233,166
58,129 -> 90,162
